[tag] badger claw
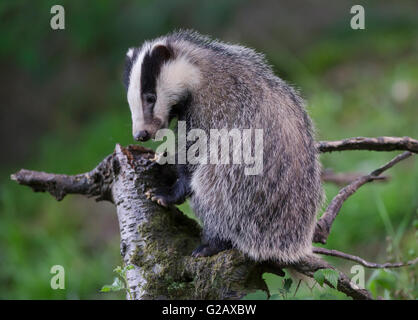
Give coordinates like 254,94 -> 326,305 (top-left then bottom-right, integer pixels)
145,189 -> 170,208
151,196 -> 169,208
145,190 -> 152,199
149,153 -> 161,162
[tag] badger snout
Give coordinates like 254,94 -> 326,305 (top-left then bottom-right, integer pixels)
134,130 -> 150,142
133,118 -> 165,142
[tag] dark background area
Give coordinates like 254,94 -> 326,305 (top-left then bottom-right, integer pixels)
0,0 -> 417,299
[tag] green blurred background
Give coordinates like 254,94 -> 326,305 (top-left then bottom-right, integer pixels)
0,0 -> 417,299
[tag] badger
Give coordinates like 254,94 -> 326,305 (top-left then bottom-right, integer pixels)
123,30 -> 323,263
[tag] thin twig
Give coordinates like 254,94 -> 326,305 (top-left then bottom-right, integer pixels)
321,168 -> 388,186
293,280 -> 302,297
313,152 -> 413,244
313,247 -> 418,269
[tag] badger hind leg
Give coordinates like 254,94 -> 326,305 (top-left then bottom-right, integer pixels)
191,237 -> 233,258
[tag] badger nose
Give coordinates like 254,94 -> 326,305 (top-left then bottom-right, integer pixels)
134,130 -> 150,142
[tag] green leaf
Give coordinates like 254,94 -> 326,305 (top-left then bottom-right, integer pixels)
113,266 -> 123,274
314,269 -> 339,288
313,270 -> 325,287
100,285 -> 112,293
100,277 -> 125,293
110,277 -> 125,291
242,290 -> 268,300
322,269 -> 339,288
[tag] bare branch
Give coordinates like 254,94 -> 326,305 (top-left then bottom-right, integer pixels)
313,247 -> 418,269
313,151 -> 413,244
321,168 -> 388,186
317,136 -> 418,153
10,156 -> 114,202
371,151 -> 413,175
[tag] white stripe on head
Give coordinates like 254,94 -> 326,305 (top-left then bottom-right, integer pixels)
126,40 -> 165,135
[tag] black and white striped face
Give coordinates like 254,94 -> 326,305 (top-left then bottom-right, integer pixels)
124,40 -> 201,141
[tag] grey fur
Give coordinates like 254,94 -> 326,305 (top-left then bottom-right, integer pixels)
126,30 -> 323,263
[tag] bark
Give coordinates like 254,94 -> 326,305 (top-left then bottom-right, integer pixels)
316,136 -> 418,153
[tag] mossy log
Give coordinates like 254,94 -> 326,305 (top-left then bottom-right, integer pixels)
12,144 -> 266,299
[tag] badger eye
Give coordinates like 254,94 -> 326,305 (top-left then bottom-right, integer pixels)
144,93 -> 156,105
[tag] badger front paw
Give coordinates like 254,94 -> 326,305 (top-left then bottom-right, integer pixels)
145,188 -> 173,208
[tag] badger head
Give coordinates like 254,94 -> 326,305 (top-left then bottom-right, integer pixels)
124,40 -> 201,142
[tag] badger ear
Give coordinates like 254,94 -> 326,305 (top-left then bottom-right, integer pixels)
126,47 -> 135,59
151,44 -> 173,62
